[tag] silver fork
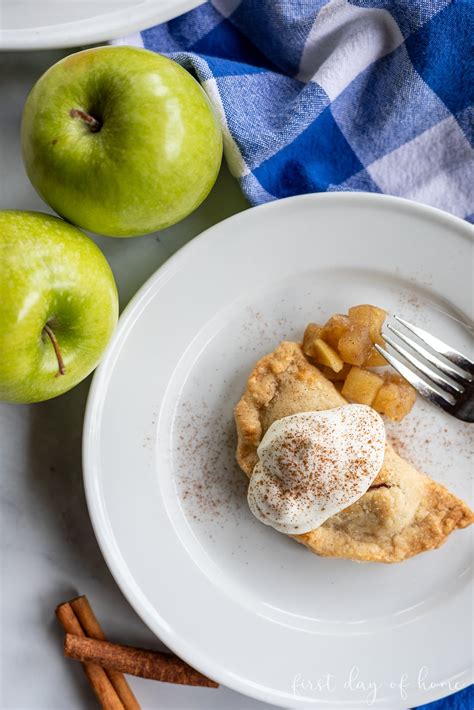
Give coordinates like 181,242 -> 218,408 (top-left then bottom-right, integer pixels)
375,316 -> 474,422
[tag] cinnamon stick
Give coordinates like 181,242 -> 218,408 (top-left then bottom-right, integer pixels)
64,634 -> 218,688
55,603 -> 124,709
69,596 -> 140,710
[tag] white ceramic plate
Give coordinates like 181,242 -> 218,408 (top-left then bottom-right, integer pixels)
83,193 -> 473,708
0,0 -> 205,50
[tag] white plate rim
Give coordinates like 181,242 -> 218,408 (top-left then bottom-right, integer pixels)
83,192 -> 473,708
0,0 -> 205,50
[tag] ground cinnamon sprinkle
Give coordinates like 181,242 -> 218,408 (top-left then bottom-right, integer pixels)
171,303 -> 300,524
173,398 -> 248,525
386,400 -> 473,488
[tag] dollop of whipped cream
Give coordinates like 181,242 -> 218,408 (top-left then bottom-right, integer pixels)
247,404 -> 386,534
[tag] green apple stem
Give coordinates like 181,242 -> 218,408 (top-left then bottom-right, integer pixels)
69,108 -> 101,133
43,324 -> 66,376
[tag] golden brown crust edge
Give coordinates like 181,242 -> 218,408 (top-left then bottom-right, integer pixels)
296,456 -> 474,563
234,342 -> 474,563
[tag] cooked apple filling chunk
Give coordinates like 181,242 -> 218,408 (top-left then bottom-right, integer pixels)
373,373 -> 417,422
300,305 -> 415,421
341,366 -> 384,406
303,324 -> 343,372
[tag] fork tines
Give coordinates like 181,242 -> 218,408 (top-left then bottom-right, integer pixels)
375,316 -> 474,422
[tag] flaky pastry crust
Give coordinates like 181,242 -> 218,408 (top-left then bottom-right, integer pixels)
234,342 -> 473,563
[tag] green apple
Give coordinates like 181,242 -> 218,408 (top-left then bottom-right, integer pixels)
0,210 -> 118,403
21,46 -> 223,237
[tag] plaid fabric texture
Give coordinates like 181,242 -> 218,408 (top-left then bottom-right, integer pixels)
115,0 -> 473,221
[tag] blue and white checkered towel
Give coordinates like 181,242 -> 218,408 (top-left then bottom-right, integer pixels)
115,0 -> 474,221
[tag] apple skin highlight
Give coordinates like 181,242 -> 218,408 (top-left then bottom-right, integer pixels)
21,46 -> 223,237
0,210 -> 119,403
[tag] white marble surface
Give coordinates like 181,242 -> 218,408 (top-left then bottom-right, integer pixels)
0,48 -> 277,710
